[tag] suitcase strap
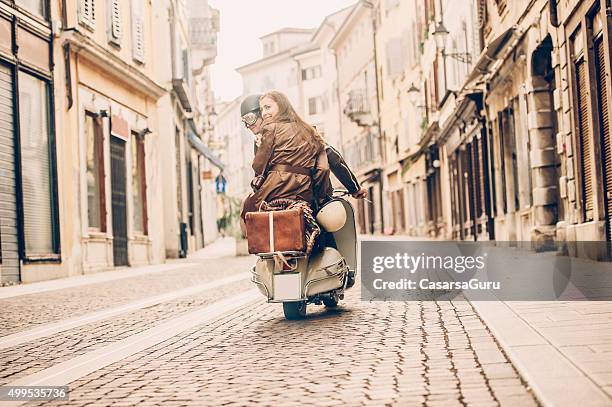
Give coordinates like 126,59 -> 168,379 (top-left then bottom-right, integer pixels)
269,164 -> 311,176
268,212 -> 275,252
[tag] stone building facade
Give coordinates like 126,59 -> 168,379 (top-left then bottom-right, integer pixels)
369,0 -> 611,259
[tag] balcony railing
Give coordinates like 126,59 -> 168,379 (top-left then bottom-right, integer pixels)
343,90 -> 372,126
190,20 -> 218,47
344,132 -> 381,172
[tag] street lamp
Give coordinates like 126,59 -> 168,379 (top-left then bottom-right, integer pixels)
433,21 -> 449,51
432,20 -> 472,65
406,83 -> 420,105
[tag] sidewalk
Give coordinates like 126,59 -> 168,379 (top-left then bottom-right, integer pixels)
188,237 -> 237,259
0,238 -> 238,299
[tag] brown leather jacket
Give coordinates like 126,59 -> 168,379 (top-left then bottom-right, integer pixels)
241,120 -> 332,219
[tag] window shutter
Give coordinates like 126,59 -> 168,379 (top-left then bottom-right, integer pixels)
466,145 -> 475,230
95,116 -> 107,232
79,0 -> 96,28
595,36 -> 611,239
576,57 -> 594,221
18,73 -> 56,256
131,0 -> 145,63
472,138 -> 483,219
109,0 -> 122,45
386,38 -> 403,77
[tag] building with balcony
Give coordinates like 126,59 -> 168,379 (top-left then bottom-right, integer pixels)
293,6 -> 352,150
329,2 -> 384,235
404,0 -> 612,260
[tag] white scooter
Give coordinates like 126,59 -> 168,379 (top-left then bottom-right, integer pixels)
250,190 -> 357,320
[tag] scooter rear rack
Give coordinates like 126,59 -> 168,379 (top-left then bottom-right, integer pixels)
255,251 -> 306,260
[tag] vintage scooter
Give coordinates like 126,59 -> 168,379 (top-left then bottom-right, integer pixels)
250,190 -> 357,320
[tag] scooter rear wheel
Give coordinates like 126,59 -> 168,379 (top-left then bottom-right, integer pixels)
283,301 -> 307,320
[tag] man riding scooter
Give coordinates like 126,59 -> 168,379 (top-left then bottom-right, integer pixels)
240,94 -> 366,288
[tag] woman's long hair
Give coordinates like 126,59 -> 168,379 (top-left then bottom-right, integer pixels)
261,91 -> 325,151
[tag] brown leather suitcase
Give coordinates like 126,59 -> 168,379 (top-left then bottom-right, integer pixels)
245,209 -> 306,254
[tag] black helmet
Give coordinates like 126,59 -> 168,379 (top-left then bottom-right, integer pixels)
240,94 -> 262,116
240,94 -> 262,126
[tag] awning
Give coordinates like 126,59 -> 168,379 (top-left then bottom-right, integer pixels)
187,131 -> 225,171
465,27 -> 517,84
437,91 -> 483,144
172,78 -> 193,112
402,121 -> 440,162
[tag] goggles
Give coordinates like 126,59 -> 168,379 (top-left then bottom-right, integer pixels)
241,111 -> 259,127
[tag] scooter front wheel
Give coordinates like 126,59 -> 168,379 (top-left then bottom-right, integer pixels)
322,296 -> 338,308
283,301 -> 307,320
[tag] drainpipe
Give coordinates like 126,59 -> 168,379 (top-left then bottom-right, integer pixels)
361,0 -> 385,233
332,50 -> 345,154
169,3 -> 177,80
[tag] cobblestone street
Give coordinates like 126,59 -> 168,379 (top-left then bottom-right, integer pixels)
0,240 -> 544,406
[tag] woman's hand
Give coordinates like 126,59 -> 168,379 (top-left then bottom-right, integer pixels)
255,134 -> 262,147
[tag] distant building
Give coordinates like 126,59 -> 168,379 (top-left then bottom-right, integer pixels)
296,7 -> 352,150
237,28 -> 314,113
156,0 -> 222,257
214,98 -> 255,201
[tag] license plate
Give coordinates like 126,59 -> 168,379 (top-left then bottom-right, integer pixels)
273,273 -> 301,301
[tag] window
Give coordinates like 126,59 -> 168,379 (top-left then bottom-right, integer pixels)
385,38 -> 404,77
85,111 -> 106,231
18,72 -> 58,256
572,28 -> 595,221
131,132 -> 147,235
301,66 -> 322,81
108,0 -> 122,46
78,0 -> 96,29
386,0 -> 400,14
424,0 -> 435,22
308,97 -> 318,115
592,11 -> 612,239
182,49 -> 190,84
16,0 -> 46,18
131,0 -> 145,63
